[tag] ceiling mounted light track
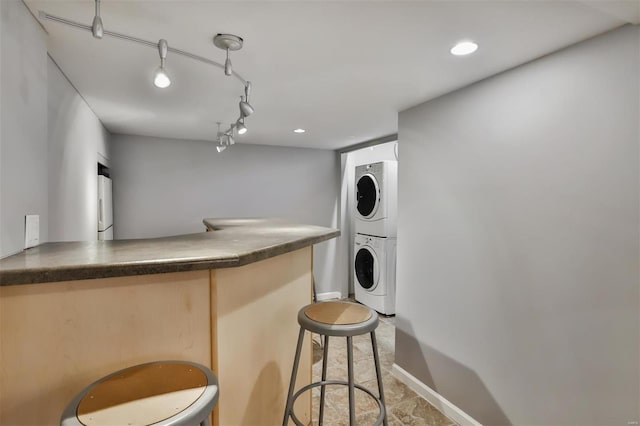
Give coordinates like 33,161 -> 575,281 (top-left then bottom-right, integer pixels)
38,9 -> 254,153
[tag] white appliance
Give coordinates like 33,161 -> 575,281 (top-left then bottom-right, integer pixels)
354,233 -> 396,315
355,161 -> 397,237
98,175 -> 113,240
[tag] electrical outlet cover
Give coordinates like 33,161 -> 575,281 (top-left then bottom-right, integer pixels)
24,214 -> 39,249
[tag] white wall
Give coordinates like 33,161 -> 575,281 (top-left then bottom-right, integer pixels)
339,141 -> 398,294
110,134 -> 342,294
0,0 -> 48,257
396,24 -> 639,425
0,0 -> 111,255
48,57 -> 111,242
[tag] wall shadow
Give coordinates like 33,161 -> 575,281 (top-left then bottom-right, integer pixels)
241,361 -> 285,426
396,326 -> 512,426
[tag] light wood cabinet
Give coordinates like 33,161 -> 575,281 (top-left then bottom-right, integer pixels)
0,247 -> 312,426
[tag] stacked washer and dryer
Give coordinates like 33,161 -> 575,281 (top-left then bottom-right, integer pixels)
354,161 -> 397,315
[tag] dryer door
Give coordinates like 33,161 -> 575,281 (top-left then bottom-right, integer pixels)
356,174 -> 380,219
354,245 -> 379,292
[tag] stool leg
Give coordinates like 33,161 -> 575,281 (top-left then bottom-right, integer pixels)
283,327 -> 306,426
346,336 -> 356,425
371,331 -> 388,426
318,335 -> 330,426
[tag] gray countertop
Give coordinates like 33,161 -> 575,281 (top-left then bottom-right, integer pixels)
0,218 -> 339,286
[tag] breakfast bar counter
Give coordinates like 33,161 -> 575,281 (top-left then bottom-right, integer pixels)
0,218 -> 339,426
0,218 -> 338,286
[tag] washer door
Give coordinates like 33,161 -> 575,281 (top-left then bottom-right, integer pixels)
356,174 -> 380,219
354,246 -> 379,292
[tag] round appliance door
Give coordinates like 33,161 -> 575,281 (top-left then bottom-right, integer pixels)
356,174 -> 380,219
354,245 -> 379,292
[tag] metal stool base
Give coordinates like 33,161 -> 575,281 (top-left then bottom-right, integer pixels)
282,301 -> 388,426
288,380 -> 385,426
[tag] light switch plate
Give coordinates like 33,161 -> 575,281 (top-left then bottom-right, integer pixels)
24,214 -> 39,249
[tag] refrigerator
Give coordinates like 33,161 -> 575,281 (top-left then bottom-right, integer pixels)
98,175 -> 113,240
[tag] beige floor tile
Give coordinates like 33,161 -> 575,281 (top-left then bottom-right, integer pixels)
360,374 -> 413,407
388,413 -> 408,425
311,393 -> 343,424
355,408 -> 386,425
324,385 -> 381,416
390,397 -> 456,426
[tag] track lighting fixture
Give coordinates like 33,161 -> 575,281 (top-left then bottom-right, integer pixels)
238,81 -> 254,117
153,39 -> 171,88
38,8 -> 254,153
214,122 -> 231,152
91,0 -> 103,39
226,126 -> 235,145
224,49 -> 232,76
245,81 -> 252,102
239,95 -> 254,117
214,34 -> 243,77
236,117 -> 248,135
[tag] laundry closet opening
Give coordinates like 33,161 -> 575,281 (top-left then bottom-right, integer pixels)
339,139 -> 398,316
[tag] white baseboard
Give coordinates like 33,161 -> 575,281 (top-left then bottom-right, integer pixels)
391,363 -> 482,426
315,291 -> 342,301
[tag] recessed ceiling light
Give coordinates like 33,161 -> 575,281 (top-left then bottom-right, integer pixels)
450,41 -> 478,56
293,128 -> 306,133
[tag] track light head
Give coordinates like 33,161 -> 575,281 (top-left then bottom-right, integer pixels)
224,126 -> 236,145
154,68 -> 171,88
216,145 -> 226,153
239,96 -> 254,117
154,39 -> 171,88
236,118 -> 248,135
91,0 -> 103,39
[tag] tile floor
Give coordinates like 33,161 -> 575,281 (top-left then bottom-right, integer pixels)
309,313 -> 457,425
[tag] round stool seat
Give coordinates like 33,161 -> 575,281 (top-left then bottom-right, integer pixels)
298,301 -> 378,336
285,301 -> 387,425
61,361 -> 218,426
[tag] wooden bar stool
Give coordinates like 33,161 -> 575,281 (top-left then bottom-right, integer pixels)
282,301 -> 388,426
61,360 -> 218,426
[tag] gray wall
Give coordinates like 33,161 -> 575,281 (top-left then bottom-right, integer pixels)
396,24 -> 639,425
48,57 -> 111,242
0,0 -> 111,256
0,0 -> 48,257
110,134 -> 342,294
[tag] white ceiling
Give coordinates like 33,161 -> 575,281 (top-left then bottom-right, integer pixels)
25,0 -> 639,150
